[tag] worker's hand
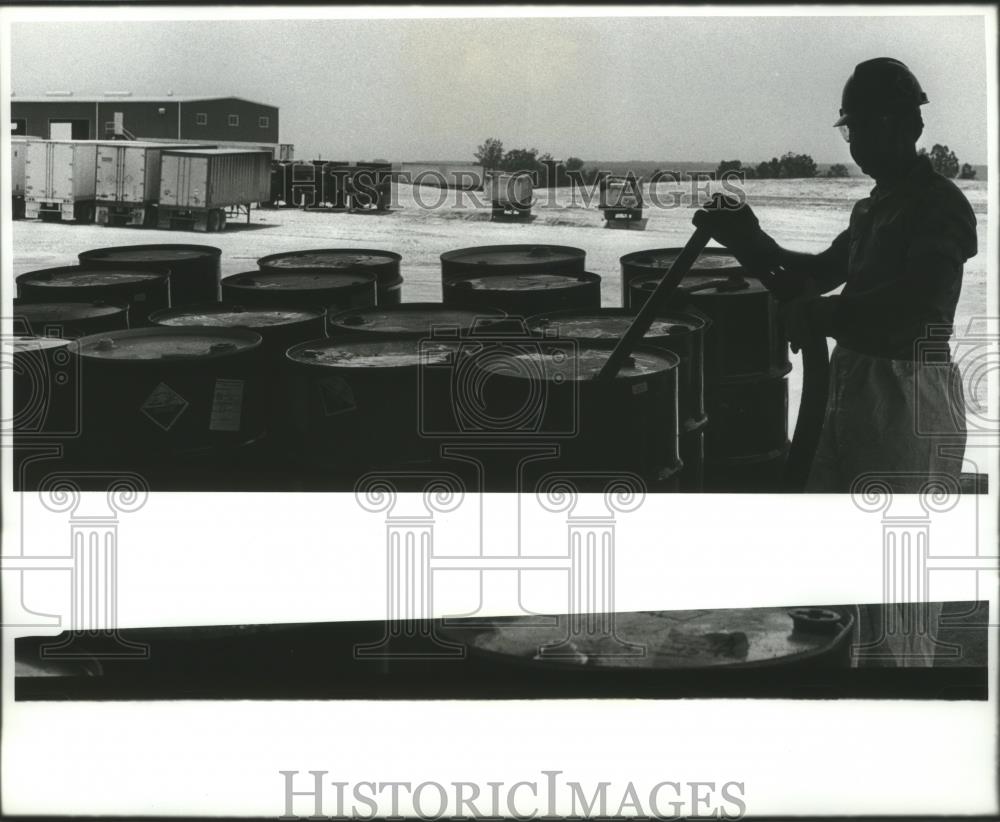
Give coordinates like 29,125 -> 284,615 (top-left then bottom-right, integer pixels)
779,295 -> 839,354
756,268 -> 807,302
692,194 -> 778,275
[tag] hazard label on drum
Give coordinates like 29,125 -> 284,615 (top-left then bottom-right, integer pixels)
318,377 -> 357,416
140,382 -> 189,431
209,379 -> 245,432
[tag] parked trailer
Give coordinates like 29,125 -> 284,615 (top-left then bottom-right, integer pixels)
600,175 -> 643,222
318,161 -> 351,209
347,162 -> 392,212
23,139 -> 100,222
291,160 -> 350,208
157,149 -> 271,232
94,141 -> 215,227
484,170 -> 533,219
10,137 -> 27,219
266,161 -> 292,208
266,160 -> 348,209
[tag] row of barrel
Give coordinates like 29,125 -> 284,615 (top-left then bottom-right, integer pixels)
10,243 -> 788,492
438,244 -> 790,490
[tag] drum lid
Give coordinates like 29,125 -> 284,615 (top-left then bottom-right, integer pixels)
77,328 -> 261,361
288,337 -> 453,368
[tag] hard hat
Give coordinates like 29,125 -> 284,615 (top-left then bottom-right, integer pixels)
833,58 -> 929,127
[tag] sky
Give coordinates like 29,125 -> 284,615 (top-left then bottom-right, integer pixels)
6,9 -> 993,165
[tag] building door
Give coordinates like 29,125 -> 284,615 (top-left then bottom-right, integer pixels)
49,119 -> 89,140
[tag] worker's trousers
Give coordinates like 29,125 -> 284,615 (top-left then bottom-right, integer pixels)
806,344 -> 967,494
807,345 -> 966,668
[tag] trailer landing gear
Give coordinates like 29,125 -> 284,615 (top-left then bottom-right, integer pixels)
490,203 -> 532,221
156,206 -> 241,232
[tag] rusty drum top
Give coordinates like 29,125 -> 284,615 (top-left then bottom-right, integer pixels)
525,307 -> 707,429
16,265 -> 169,327
78,244 -> 222,306
620,247 -> 745,306
286,337 -> 453,371
461,339 -> 681,485
150,303 -> 326,359
442,271 -> 601,315
280,336 -> 457,471
221,270 -> 377,314
440,244 -> 586,281
257,248 -> 402,306
624,250 -> 789,380
75,326 -> 262,363
13,299 -> 129,338
258,248 -> 400,275
150,303 -> 324,332
439,606 -> 855,670
328,303 -> 505,337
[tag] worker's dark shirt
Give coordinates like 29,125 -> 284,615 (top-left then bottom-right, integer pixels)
813,155 -> 977,359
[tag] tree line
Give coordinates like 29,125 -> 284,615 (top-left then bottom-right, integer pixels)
715,144 -> 977,180
474,137 -> 980,186
475,138 -> 590,187
918,144 -> 977,179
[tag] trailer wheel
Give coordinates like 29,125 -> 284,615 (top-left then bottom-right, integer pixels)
218,209 -> 228,231
206,209 -> 222,232
75,203 -> 95,223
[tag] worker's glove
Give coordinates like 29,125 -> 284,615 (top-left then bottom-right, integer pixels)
779,295 -> 839,354
692,194 -> 780,277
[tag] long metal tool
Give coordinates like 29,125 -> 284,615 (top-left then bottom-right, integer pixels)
595,225 -> 712,382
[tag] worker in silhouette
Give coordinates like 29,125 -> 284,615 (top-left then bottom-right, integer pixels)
696,58 -> 978,670
694,57 -> 977,494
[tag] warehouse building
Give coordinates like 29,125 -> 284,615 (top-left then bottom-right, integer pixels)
10,94 -> 291,157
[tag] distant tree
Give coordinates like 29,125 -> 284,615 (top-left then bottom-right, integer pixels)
715,159 -> 744,178
826,163 -> 850,178
959,162 -> 977,180
499,147 -> 540,174
779,152 -> 818,178
576,166 -> 600,187
539,152 -> 576,187
756,157 -> 780,179
475,138 -> 505,170
754,153 -> 817,179
919,144 -> 960,178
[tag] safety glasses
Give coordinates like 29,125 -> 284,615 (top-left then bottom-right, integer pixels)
837,114 -> 889,143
